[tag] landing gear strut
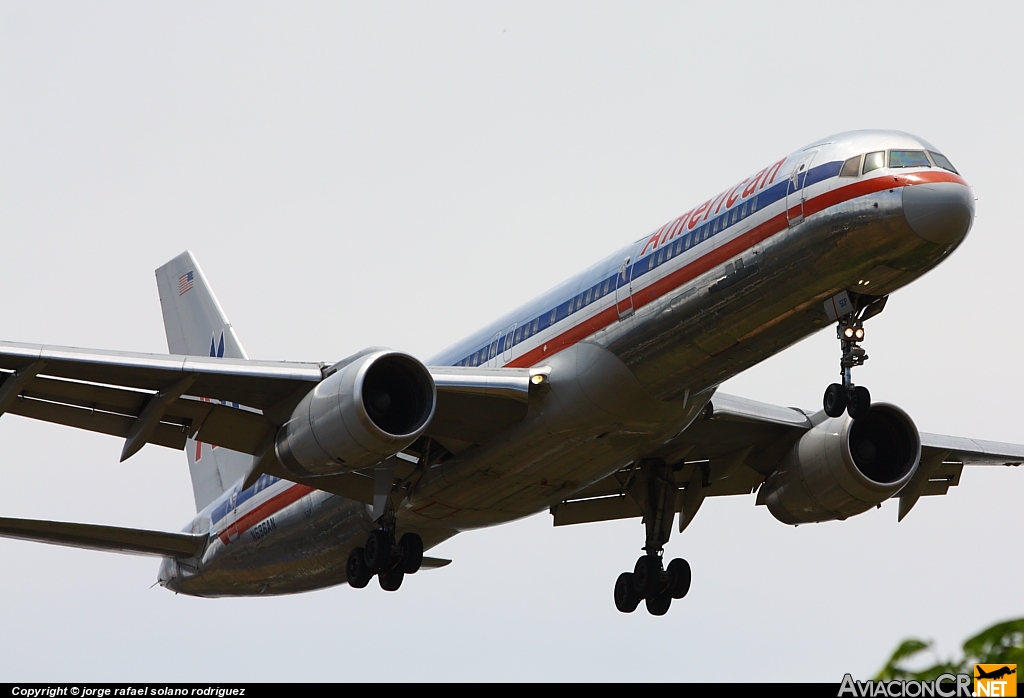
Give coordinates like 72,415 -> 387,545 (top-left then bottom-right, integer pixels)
823,295 -> 887,420
613,459 -> 693,616
346,453 -> 428,593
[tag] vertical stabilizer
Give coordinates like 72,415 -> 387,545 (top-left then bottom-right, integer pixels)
155,251 -> 255,512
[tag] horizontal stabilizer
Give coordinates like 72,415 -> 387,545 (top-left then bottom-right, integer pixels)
421,557 -> 451,569
0,516 -> 208,558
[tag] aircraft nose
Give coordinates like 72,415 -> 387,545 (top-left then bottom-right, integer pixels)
902,182 -> 974,245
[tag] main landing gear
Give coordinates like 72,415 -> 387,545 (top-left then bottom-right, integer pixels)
823,295 -> 888,420
346,525 -> 424,592
613,459 -> 693,616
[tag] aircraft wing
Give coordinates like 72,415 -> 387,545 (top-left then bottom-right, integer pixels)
0,516 -> 208,558
0,340 -> 534,463
551,392 -> 1024,526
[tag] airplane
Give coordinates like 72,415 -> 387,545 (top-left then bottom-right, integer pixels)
976,667 -> 1017,681
1,129 -> 1021,617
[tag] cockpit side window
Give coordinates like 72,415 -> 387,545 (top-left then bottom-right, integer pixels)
888,150 -> 931,168
862,151 -> 885,174
840,155 -> 862,177
929,151 -> 959,174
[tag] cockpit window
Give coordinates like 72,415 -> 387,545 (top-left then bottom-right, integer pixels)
888,150 -> 931,168
863,151 -> 885,174
840,155 -> 861,177
929,151 -> 959,174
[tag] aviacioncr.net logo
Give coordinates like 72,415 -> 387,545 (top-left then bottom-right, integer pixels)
839,673 -> 972,697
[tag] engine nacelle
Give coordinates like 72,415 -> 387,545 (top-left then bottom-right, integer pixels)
762,403 -> 921,525
275,349 -> 436,477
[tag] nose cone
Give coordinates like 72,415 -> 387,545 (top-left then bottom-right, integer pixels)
902,182 -> 974,245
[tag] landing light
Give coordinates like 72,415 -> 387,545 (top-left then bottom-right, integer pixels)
531,374 -> 547,385
854,328 -> 865,340
843,327 -> 856,339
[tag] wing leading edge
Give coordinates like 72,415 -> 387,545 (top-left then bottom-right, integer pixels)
0,516 -> 208,558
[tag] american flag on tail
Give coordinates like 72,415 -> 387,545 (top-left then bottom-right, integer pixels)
179,271 -> 194,295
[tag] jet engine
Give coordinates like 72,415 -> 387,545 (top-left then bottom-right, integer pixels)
761,403 -> 920,525
275,350 -> 436,477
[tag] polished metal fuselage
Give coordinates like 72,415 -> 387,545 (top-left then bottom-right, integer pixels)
161,130 -> 972,596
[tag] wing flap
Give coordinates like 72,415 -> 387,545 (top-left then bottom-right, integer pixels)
7,397 -> 189,450
0,516 -> 207,558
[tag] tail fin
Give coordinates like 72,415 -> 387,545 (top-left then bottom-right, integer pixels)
155,251 -> 255,513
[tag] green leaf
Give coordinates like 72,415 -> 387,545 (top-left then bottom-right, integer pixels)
877,618 -> 1024,681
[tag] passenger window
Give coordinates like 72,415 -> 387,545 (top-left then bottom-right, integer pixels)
750,196 -> 758,212
929,151 -> 959,174
889,150 -> 931,168
550,309 -> 557,324
863,151 -> 885,174
584,289 -> 591,304
840,155 -> 861,177
514,327 -> 523,343
601,279 -> 609,296
489,342 -> 497,360
532,319 -> 539,333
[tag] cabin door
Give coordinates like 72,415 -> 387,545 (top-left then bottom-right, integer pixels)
785,150 -> 818,227
615,254 -> 634,320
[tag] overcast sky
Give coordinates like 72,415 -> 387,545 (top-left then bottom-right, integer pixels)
1,1 -> 1021,682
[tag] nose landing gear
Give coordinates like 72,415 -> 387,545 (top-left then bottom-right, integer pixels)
823,294 -> 887,419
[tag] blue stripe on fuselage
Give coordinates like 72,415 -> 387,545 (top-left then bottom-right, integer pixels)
441,159 -> 843,368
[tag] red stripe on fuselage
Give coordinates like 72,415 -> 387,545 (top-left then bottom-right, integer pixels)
505,170 -> 967,369
217,482 -> 315,545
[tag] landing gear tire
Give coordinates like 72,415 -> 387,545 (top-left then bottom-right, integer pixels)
614,572 -> 641,613
645,590 -> 672,616
824,383 -> 847,418
379,566 -> 404,592
667,558 -> 691,599
364,529 -> 393,573
399,532 -> 424,574
346,547 -> 372,589
847,385 -> 871,420
633,555 -> 662,598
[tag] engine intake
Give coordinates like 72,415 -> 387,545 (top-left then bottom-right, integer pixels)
275,350 -> 436,477
762,403 -> 920,525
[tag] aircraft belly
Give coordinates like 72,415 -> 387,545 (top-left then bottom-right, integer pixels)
402,342 -> 706,528
599,189 -> 955,402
